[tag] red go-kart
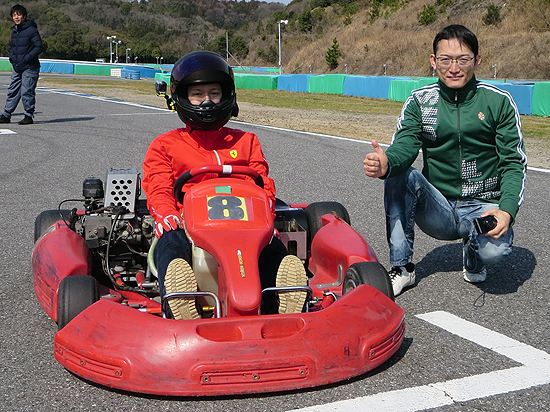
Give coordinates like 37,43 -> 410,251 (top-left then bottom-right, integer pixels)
32,165 -> 404,396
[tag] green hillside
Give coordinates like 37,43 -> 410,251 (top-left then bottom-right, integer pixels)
0,0 -> 548,79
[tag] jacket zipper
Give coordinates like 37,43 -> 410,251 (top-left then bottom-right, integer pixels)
455,91 -> 463,191
212,149 -> 222,165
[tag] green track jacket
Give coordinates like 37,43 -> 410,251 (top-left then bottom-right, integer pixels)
385,76 -> 527,221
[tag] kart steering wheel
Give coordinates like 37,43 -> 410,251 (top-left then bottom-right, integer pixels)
173,165 -> 264,204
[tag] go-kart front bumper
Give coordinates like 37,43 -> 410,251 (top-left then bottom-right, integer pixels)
54,285 -> 404,396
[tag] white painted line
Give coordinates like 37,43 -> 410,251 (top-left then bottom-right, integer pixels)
35,88 -> 549,174
431,366 -> 548,402
293,386 -> 453,412
37,87 -> 169,111
417,311 -> 549,367
287,311 -> 550,412
233,120 -> 549,174
0,128 -> 16,134
527,166 -> 550,173
231,119 -> 369,145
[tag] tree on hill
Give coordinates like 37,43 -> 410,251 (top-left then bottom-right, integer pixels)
0,0 -> 283,63
325,38 -> 342,70
0,0 -> 548,79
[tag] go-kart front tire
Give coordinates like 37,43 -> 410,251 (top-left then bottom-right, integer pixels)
343,262 -> 394,301
34,209 -> 72,242
57,275 -> 99,330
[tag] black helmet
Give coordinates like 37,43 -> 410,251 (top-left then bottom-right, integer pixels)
170,51 -> 238,130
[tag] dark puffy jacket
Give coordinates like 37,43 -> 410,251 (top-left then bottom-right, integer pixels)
9,19 -> 43,73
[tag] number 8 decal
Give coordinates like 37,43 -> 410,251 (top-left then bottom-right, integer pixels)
207,196 -> 249,221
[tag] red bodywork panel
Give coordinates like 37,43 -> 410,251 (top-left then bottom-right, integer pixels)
183,177 -> 273,317
308,214 -> 379,297
54,287 -> 403,396
32,172 -> 405,396
33,222 -> 92,322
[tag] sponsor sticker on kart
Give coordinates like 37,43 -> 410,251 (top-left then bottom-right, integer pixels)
207,195 -> 249,221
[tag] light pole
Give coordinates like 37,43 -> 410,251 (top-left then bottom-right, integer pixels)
107,35 -> 116,63
278,19 -> 288,74
115,40 -> 121,63
126,48 -> 131,64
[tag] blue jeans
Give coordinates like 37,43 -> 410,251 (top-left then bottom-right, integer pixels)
2,68 -> 39,118
384,168 -> 513,273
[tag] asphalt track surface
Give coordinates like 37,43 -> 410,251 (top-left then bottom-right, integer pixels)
0,72 -> 548,411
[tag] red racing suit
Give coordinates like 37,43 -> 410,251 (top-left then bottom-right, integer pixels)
142,126 -> 276,224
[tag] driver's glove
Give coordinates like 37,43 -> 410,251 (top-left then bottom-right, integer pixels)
155,214 -> 182,238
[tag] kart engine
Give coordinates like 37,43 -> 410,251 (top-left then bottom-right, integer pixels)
72,168 -> 156,291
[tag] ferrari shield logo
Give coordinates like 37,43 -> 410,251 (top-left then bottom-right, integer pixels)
230,150 -> 238,158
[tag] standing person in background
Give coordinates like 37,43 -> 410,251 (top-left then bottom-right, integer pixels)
363,24 -> 527,296
0,4 -> 43,125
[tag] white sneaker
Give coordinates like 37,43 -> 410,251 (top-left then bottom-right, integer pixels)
276,255 -> 308,314
165,258 -> 200,320
463,267 -> 487,283
388,263 -> 415,296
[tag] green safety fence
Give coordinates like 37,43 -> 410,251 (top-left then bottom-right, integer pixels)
3,55 -> 545,117
0,59 -> 12,71
154,72 -> 171,85
307,74 -> 347,94
73,64 -> 121,76
388,77 -> 438,102
233,67 -> 279,73
532,82 -> 550,116
234,73 -> 278,90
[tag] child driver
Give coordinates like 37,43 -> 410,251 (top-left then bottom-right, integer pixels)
142,51 -> 307,319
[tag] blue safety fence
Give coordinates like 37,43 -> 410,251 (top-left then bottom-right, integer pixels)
343,75 -> 400,99
39,61 -> 74,74
152,70 -> 549,116
1,57 -> 546,116
0,57 -> 161,78
481,80 -> 535,115
121,69 -> 140,80
121,65 -> 160,78
277,74 -> 312,92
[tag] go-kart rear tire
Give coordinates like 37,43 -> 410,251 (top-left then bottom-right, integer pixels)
305,202 -> 351,245
343,262 -> 394,301
57,275 -> 100,330
34,209 -> 71,242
